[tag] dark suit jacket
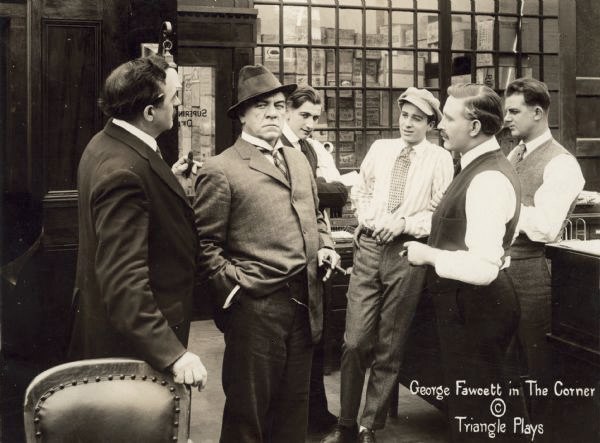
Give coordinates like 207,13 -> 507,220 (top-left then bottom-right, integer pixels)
68,120 -> 197,370
193,137 -> 334,343
280,135 -> 348,210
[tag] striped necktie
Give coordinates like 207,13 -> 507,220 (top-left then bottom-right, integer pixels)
387,146 -> 413,213
260,146 -> 289,181
511,143 -> 527,165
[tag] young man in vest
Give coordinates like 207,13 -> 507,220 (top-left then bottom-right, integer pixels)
404,84 -> 525,442
504,78 -> 584,429
282,84 -> 349,433
322,87 -> 453,443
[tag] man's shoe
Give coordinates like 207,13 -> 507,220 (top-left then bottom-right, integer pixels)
320,423 -> 358,443
308,409 -> 338,434
357,428 -> 376,443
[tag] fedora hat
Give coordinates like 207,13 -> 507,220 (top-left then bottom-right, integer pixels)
397,87 -> 443,123
227,64 -> 297,119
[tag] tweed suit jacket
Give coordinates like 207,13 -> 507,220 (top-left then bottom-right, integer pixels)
68,120 -> 197,370
194,136 -> 333,343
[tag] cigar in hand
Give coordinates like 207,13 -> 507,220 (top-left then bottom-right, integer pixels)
321,258 -> 347,276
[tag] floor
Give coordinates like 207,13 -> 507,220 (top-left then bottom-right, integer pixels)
187,320 -> 450,443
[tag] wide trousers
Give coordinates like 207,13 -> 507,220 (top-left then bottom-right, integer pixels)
432,270 -> 526,442
338,234 -> 425,430
220,277 -> 313,443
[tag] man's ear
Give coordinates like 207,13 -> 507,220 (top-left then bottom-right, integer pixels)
533,105 -> 545,121
143,105 -> 154,122
469,119 -> 482,137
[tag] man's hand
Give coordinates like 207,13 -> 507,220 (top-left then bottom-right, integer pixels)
170,351 -> 208,391
171,156 -> 202,177
318,247 -> 341,282
373,214 -> 406,245
353,223 -> 363,248
403,241 -> 439,266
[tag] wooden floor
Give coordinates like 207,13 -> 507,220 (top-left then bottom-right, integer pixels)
187,320 -> 450,443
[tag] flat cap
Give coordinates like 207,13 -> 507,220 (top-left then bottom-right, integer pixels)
397,87 -> 442,123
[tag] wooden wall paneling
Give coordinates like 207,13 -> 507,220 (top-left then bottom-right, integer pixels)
558,0 -> 576,154
42,19 -> 101,193
42,0 -> 101,19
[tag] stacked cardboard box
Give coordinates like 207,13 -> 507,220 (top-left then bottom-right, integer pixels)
378,52 -> 425,87
476,56 -> 533,89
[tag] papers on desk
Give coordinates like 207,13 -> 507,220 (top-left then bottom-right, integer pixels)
338,171 -> 359,187
553,239 -> 600,256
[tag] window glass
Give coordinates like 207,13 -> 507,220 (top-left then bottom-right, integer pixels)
391,11 -> 413,48
423,51 -> 439,88
474,0 -> 494,13
451,15 -> 472,50
417,0 -> 438,9
521,18 -> 540,53
339,9 -> 363,46
257,4 -> 279,44
544,56 -> 559,90
365,9 -> 388,47
543,19 -> 559,52
283,6 -> 308,44
450,0 -> 470,12
312,48 -> 330,87
451,53 -> 472,85
522,0 -> 540,14
499,0 -> 518,14
543,0 -> 559,15
390,51 -> 415,88
417,13 -> 439,49
366,0 -> 388,6
312,7 -> 336,44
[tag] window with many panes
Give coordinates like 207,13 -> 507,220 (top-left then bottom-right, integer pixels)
254,0 -> 559,171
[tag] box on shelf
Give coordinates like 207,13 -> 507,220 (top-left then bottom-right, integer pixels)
476,65 -> 533,89
379,24 -> 407,46
339,152 -> 356,167
452,29 -> 472,49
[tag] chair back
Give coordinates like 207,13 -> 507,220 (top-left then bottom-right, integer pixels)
23,358 -> 191,443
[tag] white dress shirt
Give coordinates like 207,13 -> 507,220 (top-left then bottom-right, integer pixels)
112,118 -> 159,152
241,131 -> 285,165
507,129 -> 585,243
282,123 -> 342,182
434,137 -> 517,285
351,137 -> 454,238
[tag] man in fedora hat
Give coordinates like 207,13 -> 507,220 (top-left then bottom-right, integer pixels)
322,87 -> 453,443
194,64 -> 340,443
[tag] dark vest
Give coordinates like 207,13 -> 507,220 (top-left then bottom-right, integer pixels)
511,138 -> 576,258
427,149 -> 521,292
281,134 -> 318,176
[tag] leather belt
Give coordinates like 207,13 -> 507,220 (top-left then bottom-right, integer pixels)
359,226 -> 376,238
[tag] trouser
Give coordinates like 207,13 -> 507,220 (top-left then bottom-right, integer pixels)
308,338 -> 329,416
338,234 -> 425,430
432,270 -> 527,442
220,275 -> 314,443
506,256 -> 553,438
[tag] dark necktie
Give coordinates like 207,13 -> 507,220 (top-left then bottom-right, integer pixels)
511,143 -> 527,165
299,139 -> 318,176
387,146 -> 413,213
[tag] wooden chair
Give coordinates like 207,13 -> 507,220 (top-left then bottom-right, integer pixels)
23,358 -> 191,443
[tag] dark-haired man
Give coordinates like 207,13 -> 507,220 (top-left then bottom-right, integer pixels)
194,65 -> 339,443
69,55 -> 207,389
282,84 -> 348,432
323,87 -> 453,443
504,78 -> 584,429
405,84 -> 524,442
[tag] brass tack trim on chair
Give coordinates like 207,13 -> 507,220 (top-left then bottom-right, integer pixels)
30,375 -> 186,442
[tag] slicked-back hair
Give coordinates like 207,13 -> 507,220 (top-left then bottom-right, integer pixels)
505,77 -> 551,112
447,83 -> 504,136
99,55 -> 169,121
286,84 -> 322,110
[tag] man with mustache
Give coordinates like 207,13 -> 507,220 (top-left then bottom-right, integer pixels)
194,65 -> 339,443
322,87 -> 453,443
404,83 -> 525,442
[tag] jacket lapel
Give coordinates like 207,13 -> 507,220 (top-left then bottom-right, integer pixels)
235,138 -> 290,188
104,120 -> 190,204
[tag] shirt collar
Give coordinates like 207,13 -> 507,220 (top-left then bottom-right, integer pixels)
241,131 -> 285,153
282,122 -> 301,149
460,136 -> 501,169
398,137 -> 429,155
520,128 -> 552,154
112,118 -> 158,152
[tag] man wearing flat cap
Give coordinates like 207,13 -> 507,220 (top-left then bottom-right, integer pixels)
193,64 -> 339,443
322,87 -> 453,443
